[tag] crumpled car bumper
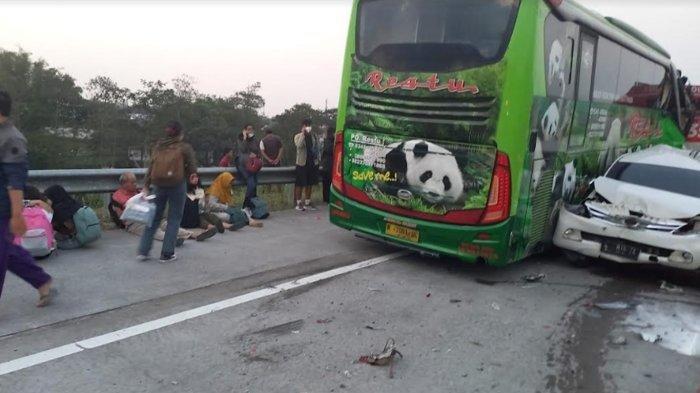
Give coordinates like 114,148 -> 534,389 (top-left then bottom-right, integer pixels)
554,208 -> 700,270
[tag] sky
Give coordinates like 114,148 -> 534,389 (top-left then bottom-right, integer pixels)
1,0 -> 699,116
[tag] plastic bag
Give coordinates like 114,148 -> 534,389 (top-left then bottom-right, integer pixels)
120,193 -> 156,225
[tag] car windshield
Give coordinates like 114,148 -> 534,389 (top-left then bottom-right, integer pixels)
357,0 -> 520,72
606,162 -> 700,198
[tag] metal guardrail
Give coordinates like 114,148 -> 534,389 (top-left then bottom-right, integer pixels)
28,167 -> 298,194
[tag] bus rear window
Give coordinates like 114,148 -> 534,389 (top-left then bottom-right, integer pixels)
357,0 -> 520,72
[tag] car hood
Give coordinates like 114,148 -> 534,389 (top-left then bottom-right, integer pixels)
593,177 -> 700,220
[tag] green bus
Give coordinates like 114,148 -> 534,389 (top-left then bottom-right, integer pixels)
329,0 -> 688,266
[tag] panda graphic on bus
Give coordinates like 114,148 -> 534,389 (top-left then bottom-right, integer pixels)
377,139 -> 466,206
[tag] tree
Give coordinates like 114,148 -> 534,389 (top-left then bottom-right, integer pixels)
0,48 -> 321,170
271,103 -> 337,165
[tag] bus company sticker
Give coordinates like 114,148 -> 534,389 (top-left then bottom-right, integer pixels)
628,112 -> 661,140
345,131 -> 495,214
365,71 -> 479,95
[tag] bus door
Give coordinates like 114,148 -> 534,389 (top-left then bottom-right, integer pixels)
563,32 -> 597,203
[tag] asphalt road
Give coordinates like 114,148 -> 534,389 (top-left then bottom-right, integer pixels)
0,207 -> 698,393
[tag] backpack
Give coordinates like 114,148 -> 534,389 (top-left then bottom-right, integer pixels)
250,197 -> 270,219
108,196 -> 126,229
228,209 -> 249,231
150,146 -> 185,187
13,207 -> 55,258
73,206 -> 102,246
245,156 -> 263,174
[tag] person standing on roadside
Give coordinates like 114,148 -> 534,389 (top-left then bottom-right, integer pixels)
0,91 -> 53,307
320,126 -> 335,203
235,124 -> 260,215
259,127 -> 284,167
218,147 -> 235,168
293,119 -> 320,211
138,120 -> 198,263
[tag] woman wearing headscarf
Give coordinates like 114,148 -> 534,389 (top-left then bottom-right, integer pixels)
45,185 -> 80,228
207,172 -> 263,228
181,173 -> 223,240
45,185 -> 101,249
24,185 -> 53,217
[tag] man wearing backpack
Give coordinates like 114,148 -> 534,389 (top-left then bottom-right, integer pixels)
0,91 -> 54,307
139,120 -> 198,263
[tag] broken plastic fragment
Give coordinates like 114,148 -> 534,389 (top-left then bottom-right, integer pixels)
358,338 -> 403,378
522,273 -> 546,283
660,281 -> 684,294
595,302 -> 630,310
640,332 -> 663,344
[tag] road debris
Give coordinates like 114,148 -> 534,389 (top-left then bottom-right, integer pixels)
611,336 -> 627,345
358,338 -> 404,378
426,293 -> 431,298
522,273 -> 546,283
450,299 -> 462,303
491,302 -> 501,311
475,278 -> 499,286
625,301 -> 700,357
640,332 -> 663,344
316,319 -> 333,324
595,301 -> 630,310
660,281 -> 684,294
365,325 -> 385,331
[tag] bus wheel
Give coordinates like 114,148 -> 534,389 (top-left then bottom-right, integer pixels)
562,250 -> 594,268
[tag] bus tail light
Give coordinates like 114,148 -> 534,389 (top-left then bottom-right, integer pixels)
332,130 -> 345,193
480,152 -> 511,225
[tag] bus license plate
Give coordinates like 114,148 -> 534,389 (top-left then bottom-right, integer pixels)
386,223 -> 419,243
601,239 -> 640,260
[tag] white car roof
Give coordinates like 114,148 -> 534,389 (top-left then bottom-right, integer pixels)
617,145 -> 700,171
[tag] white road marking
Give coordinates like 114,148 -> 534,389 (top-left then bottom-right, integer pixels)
0,251 -> 409,376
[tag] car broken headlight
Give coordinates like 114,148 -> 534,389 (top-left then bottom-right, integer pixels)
673,219 -> 700,235
564,203 -> 590,218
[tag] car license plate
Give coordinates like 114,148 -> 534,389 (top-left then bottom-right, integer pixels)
601,239 -> 640,260
386,223 -> 419,243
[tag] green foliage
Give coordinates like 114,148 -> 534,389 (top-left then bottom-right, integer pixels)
270,103 -> 337,165
0,49 -> 336,170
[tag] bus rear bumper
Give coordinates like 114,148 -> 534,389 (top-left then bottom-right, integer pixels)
329,190 -> 514,266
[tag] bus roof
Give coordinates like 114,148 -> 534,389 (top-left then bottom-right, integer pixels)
554,0 -> 672,66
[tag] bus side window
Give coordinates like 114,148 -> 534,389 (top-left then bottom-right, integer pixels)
568,33 -> 596,149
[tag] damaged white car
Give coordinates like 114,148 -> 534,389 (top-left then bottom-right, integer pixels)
554,145 -> 700,270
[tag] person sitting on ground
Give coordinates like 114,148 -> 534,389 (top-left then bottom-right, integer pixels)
24,185 -> 53,216
207,172 -> 263,228
218,147 -> 235,168
181,173 -> 225,240
109,172 -> 191,246
44,185 -> 101,250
